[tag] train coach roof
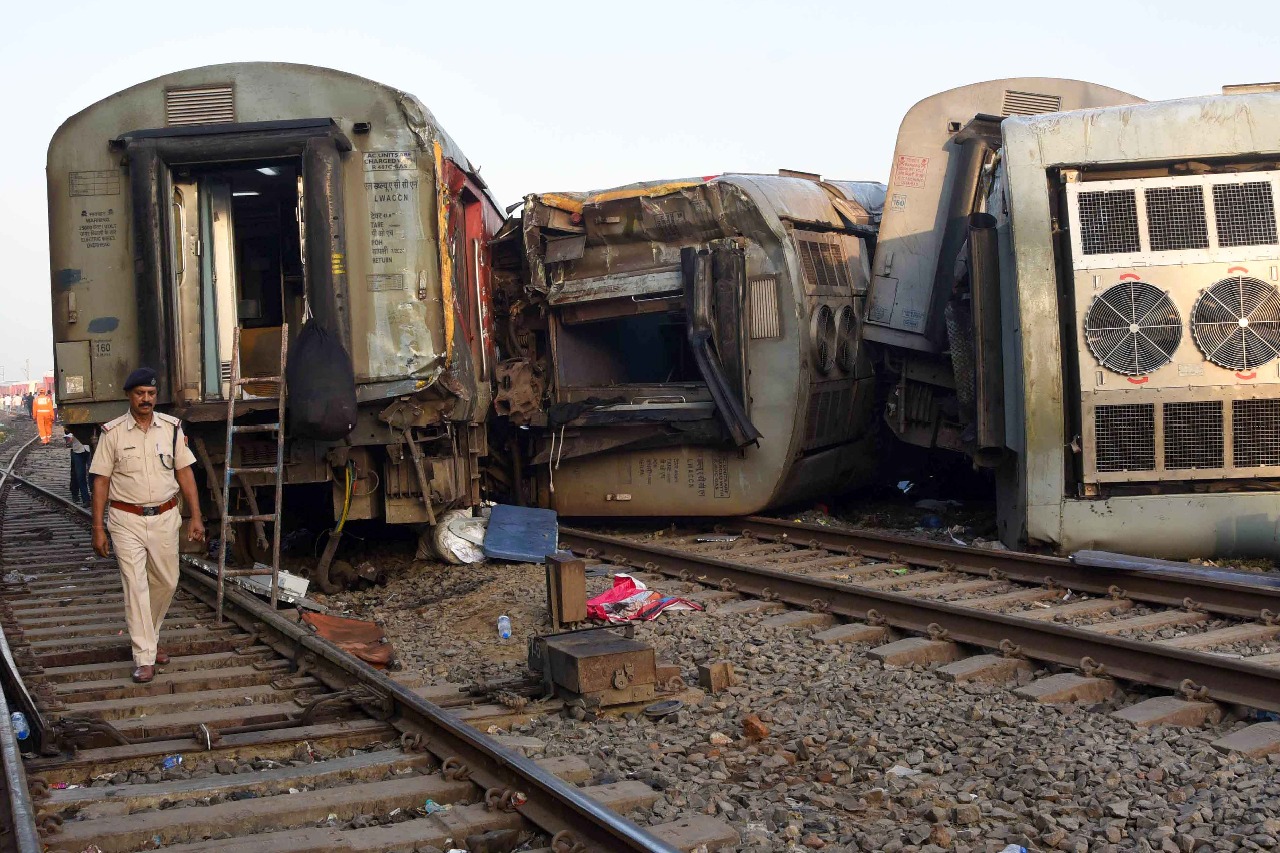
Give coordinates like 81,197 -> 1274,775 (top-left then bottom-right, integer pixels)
1001,90 -> 1280,166
49,61 -> 476,177
529,173 -> 886,227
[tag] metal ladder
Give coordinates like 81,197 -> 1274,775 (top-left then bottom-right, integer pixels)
215,324 -> 288,622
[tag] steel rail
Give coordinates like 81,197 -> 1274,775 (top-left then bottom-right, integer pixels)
0,433 -> 48,853
10,471 -> 677,853
561,527 -> 1280,712
734,515 -> 1280,619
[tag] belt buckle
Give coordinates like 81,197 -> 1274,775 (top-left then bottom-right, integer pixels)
142,506 -> 158,517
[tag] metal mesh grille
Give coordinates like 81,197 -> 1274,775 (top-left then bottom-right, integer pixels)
1001,90 -> 1062,116
1163,401 -> 1224,470
1145,186 -> 1209,251
1213,182 -> 1278,247
1077,190 -> 1140,255
749,276 -> 781,339
1232,399 -> 1280,467
165,85 -> 235,126
1095,404 -> 1156,472
797,238 -> 854,292
804,385 -> 854,449
1190,276 -> 1280,370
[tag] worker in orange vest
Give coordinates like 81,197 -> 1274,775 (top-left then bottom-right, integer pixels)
33,389 -> 55,444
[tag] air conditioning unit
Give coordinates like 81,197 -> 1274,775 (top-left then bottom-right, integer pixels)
1066,171 -> 1280,484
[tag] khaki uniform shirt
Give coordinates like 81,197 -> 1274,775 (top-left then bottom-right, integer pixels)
89,412 -> 198,505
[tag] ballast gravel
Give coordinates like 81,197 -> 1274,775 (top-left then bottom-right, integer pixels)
330,558 -> 1280,853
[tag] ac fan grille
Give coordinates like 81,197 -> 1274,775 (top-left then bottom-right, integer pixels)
1213,182 -> 1278,247
1078,190 -> 1140,255
1232,399 -> 1280,468
835,306 -> 856,373
1163,401 -> 1224,470
1145,186 -> 1209,252
812,305 -> 837,374
1095,404 -> 1156,472
1190,276 -> 1280,370
1083,281 -> 1182,375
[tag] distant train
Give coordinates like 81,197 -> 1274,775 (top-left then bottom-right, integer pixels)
488,173 -> 885,515
48,63 -> 500,565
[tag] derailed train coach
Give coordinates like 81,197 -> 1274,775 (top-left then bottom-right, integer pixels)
489,173 -> 885,515
48,63 -> 501,549
866,78 -> 1280,557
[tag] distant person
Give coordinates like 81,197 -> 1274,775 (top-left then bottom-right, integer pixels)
23,393 -> 33,417
90,367 -> 204,684
67,431 -> 92,507
33,390 -> 54,444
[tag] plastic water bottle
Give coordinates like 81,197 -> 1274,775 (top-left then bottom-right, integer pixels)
497,615 -> 512,640
10,712 -> 29,742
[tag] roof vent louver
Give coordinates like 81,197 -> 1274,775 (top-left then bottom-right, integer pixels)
1001,90 -> 1062,116
165,85 -> 235,127
1084,281 -> 1182,375
1190,276 -> 1280,370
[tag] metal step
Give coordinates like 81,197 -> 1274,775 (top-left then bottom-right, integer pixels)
231,424 -> 280,434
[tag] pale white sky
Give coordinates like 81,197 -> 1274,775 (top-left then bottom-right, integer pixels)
2,0 -> 1274,380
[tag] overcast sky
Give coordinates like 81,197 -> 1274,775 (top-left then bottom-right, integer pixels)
2,0 -> 1274,381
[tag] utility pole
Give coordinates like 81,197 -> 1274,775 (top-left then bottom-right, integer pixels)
24,359 -> 30,381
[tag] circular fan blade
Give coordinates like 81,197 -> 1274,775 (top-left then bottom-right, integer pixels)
1084,281 -> 1182,375
1191,276 -> 1280,370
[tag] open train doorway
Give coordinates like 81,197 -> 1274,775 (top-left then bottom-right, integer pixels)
170,160 -> 305,404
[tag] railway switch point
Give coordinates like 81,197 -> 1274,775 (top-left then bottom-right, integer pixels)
1014,673 -> 1116,705
1111,696 -> 1224,728
937,654 -> 1034,685
867,637 -> 965,668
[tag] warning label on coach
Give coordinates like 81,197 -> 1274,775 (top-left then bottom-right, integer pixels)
893,155 -> 930,189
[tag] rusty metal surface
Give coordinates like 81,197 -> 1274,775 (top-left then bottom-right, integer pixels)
560,526 -> 1280,711
538,630 -> 656,704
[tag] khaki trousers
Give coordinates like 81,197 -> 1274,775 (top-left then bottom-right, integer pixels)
108,507 -> 180,666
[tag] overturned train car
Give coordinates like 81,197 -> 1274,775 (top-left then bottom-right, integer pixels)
48,63 -> 501,541
867,78 -> 1280,557
490,174 -> 885,515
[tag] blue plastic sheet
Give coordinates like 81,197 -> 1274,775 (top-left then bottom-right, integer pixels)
482,505 -> 559,562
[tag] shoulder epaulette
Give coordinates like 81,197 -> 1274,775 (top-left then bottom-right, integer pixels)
101,413 -> 130,431
154,412 -> 182,427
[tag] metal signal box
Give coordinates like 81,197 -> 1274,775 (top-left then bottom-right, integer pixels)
529,629 -> 656,707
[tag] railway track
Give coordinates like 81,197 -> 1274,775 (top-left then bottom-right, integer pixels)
560,520 -> 1280,734
0,421 -> 732,853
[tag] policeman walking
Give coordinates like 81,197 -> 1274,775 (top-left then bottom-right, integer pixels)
90,368 -> 205,683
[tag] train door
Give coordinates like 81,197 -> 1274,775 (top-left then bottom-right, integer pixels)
169,176 -> 204,404
167,161 -> 305,401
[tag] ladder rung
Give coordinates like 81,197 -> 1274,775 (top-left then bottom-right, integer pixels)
227,466 -> 279,476
222,568 -> 276,577
234,375 -> 282,385
225,514 -> 277,523
231,424 -> 281,434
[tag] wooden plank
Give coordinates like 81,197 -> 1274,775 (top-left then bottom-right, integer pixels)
55,665 -> 289,703
41,648 -> 274,684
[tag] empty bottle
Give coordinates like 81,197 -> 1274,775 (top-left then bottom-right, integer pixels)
497,615 -> 512,639
10,712 -> 28,741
